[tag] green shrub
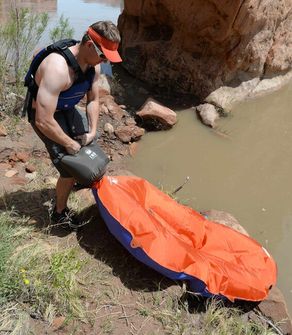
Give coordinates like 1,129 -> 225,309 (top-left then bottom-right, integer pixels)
49,14 -> 74,43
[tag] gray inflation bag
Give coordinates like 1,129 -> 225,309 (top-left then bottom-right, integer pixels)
59,142 -> 109,186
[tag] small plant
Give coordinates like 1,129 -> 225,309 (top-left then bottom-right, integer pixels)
0,209 -> 87,331
49,14 -> 74,43
0,5 -> 49,90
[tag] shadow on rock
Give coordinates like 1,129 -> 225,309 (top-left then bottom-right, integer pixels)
77,204 -> 174,293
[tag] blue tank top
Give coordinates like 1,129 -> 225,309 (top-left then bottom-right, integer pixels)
56,70 -> 95,110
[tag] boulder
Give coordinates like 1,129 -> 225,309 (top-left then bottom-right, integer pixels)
115,125 -> 145,143
196,103 -> 219,128
201,209 -> 249,236
119,0 -> 292,99
256,287 -> 292,335
136,98 -> 177,130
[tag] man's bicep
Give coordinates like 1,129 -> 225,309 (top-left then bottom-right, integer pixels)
36,71 -> 66,119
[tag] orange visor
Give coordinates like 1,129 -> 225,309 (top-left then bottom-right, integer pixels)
87,27 -> 122,63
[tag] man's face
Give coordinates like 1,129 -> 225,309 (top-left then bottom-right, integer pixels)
88,39 -> 108,65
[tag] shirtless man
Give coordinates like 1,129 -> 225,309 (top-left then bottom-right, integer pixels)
24,21 -> 122,229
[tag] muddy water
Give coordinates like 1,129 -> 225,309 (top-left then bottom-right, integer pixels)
127,82 -> 292,312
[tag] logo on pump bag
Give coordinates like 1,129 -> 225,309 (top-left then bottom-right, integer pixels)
85,149 -> 97,160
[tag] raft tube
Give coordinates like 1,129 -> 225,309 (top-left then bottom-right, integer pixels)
92,176 -> 277,302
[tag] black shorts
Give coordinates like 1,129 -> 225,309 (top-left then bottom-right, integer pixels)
30,107 -> 91,178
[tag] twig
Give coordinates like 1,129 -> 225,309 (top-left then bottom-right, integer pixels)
254,309 -> 284,335
120,305 -> 129,326
172,176 -> 190,195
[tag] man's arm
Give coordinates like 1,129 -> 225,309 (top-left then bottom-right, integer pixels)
76,65 -> 100,146
35,56 -> 81,154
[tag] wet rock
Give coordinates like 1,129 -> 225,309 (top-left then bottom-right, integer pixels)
104,123 -> 114,136
0,123 -> 7,137
115,125 -> 145,143
196,103 -> 219,128
5,169 -> 18,178
136,98 -> 177,130
205,78 -> 260,113
201,209 -> 249,236
129,142 -> 139,157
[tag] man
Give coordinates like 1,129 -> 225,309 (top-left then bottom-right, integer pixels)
24,21 -> 122,229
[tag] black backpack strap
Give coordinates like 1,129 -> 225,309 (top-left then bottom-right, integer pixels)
60,48 -> 85,82
25,39 -> 80,86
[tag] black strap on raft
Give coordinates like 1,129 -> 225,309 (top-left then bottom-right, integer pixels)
22,39 -> 84,118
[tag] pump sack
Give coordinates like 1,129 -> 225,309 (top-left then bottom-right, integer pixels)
59,142 -> 109,186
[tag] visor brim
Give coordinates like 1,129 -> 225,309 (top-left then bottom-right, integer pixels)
100,45 -> 122,63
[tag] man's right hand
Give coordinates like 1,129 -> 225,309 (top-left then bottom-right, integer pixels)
65,140 -> 81,155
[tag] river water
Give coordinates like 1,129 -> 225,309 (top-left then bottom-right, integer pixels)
2,0 -> 291,313
127,82 -> 292,313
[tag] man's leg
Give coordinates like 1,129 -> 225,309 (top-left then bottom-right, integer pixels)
55,176 -> 75,213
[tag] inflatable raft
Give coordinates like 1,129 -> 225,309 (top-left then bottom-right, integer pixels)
92,176 -> 277,302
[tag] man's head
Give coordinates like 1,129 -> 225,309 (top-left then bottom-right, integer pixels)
81,21 -> 122,64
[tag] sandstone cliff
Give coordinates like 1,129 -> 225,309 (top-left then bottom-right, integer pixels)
118,0 -> 292,100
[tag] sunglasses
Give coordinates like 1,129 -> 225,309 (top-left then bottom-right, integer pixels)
89,37 -> 107,60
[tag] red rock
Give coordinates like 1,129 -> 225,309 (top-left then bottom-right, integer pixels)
16,151 -> 30,163
5,169 -> 18,178
9,152 -> 18,162
25,164 -> 36,173
115,125 -> 145,143
51,316 -> 66,330
137,98 -> 177,129
0,123 -> 7,137
125,117 -> 136,126
257,287 -> 292,335
11,176 -> 27,186
129,142 -> 139,157
119,1 -> 292,98
0,163 -> 12,170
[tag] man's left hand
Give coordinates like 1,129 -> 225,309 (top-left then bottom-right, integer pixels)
75,132 -> 96,146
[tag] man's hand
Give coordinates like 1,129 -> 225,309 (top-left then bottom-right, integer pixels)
75,132 -> 96,146
65,140 -> 81,155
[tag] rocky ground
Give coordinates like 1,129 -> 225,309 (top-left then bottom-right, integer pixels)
0,69 -> 291,334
